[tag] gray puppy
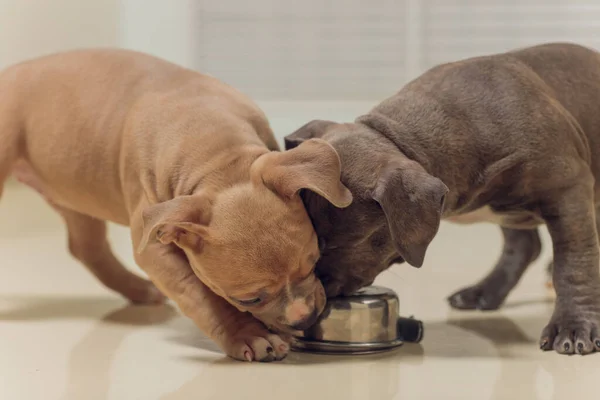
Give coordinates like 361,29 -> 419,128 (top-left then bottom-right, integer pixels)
285,43 -> 600,355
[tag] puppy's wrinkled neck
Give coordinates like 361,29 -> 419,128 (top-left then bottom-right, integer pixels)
355,114 -> 430,174
183,144 -> 269,197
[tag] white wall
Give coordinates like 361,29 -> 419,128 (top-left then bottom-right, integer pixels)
196,0 -> 600,101
419,0 -> 600,71
0,0 -> 199,69
118,0 -> 198,69
0,0 -> 119,69
194,0 -> 409,101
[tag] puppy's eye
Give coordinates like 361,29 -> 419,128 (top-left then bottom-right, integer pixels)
237,297 -> 261,306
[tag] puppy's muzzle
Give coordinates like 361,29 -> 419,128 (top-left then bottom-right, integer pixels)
288,308 -> 320,331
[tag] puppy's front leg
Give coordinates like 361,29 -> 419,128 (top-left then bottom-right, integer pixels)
448,227 -> 542,310
134,242 -> 288,362
544,207 -> 600,293
541,179 -> 600,355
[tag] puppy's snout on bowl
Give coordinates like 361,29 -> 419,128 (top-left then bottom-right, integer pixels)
289,308 -> 320,331
285,298 -> 321,330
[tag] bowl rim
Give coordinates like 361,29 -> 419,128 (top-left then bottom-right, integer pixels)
291,336 -> 404,354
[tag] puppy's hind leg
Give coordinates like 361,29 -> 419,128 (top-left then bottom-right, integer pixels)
60,208 -> 165,304
448,227 -> 542,310
0,103 -> 20,200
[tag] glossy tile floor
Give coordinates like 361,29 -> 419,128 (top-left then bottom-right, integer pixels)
0,103 -> 597,399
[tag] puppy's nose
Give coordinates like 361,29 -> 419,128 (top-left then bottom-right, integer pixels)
289,308 -> 319,331
286,299 -> 311,321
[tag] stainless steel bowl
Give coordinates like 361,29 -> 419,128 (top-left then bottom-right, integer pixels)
292,286 -> 423,354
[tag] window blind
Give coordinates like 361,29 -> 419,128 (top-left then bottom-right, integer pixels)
194,0 -> 600,100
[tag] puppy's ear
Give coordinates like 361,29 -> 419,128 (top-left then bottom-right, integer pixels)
372,160 -> 448,268
284,120 -> 336,150
255,138 -> 353,208
137,194 -> 213,254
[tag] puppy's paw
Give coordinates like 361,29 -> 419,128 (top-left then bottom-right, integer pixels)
447,284 -> 505,310
222,325 -> 289,362
540,306 -> 600,355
